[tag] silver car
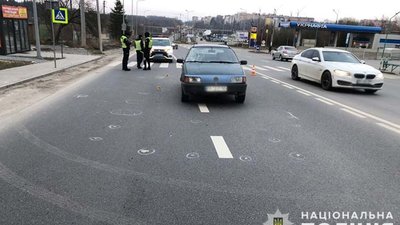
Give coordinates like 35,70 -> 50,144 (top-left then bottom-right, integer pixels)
272,46 -> 298,61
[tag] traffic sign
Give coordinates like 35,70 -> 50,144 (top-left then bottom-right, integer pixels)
52,8 -> 68,24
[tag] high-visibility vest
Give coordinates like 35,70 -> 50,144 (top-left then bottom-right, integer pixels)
134,40 -> 142,51
146,37 -> 153,48
120,35 -> 127,49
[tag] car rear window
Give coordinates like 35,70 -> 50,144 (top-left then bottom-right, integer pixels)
186,47 -> 239,63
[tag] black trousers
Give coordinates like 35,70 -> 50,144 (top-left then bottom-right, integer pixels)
122,48 -> 130,70
136,51 -> 143,68
143,51 -> 151,68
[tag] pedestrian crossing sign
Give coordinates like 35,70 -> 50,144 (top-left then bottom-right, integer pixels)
52,8 -> 68,24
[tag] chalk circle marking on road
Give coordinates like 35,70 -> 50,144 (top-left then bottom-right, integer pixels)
289,152 -> 305,161
239,155 -> 253,162
137,148 -> 156,156
190,119 -> 203,124
108,125 -> 121,130
186,152 -> 200,159
110,109 -> 143,116
268,138 -> 281,143
89,137 -> 103,141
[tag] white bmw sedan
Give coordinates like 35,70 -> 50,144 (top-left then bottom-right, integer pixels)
291,48 -> 384,93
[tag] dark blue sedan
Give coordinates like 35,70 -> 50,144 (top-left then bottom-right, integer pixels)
178,44 -> 248,103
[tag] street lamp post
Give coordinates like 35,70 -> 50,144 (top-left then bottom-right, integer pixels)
333,9 -> 339,23
380,11 -> 400,64
135,0 -> 145,36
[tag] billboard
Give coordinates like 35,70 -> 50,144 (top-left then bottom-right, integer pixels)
1,5 -> 28,19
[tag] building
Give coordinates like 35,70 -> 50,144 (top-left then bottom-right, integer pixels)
0,3 -> 30,55
192,16 -> 199,22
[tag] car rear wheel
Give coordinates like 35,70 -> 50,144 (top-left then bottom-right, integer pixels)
279,54 -> 283,61
272,54 -> 275,60
321,71 -> 332,90
364,89 -> 378,94
181,89 -> 190,102
291,65 -> 300,80
235,94 -> 246,103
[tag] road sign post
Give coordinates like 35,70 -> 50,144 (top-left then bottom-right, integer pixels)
50,8 -> 69,68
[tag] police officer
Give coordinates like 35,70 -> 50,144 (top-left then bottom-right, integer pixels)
143,32 -> 153,70
134,35 -> 144,69
120,31 -> 132,71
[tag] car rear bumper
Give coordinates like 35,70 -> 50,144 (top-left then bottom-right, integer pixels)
181,83 -> 247,95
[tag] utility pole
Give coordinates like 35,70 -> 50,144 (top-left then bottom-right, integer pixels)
96,0 -> 103,52
80,0 -> 86,47
103,0 -> 105,14
32,0 -> 42,59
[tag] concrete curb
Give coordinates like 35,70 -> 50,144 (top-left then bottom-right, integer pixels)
0,55 -> 104,91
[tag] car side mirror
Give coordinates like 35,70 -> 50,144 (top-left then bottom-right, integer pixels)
360,60 -> 366,64
312,57 -> 320,62
240,60 -> 247,65
177,59 -> 185,64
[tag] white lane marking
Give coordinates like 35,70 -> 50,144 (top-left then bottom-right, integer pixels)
297,90 -> 311,96
263,66 -> 284,72
176,63 -> 182,69
128,62 -> 137,67
150,63 -> 154,67
255,70 -> 400,132
315,98 -> 334,105
159,63 -> 169,68
198,104 -> 210,113
255,66 -> 269,71
278,66 -> 291,71
283,84 -> 294,89
340,108 -> 367,119
210,136 -> 233,159
376,123 -> 400,135
287,112 -> 299,120
172,55 -> 177,60
262,77 -> 270,80
271,80 -> 280,84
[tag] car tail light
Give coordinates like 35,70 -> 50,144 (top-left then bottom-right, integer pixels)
183,76 -> 201,83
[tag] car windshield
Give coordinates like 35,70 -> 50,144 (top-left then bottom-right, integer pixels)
322,51 -> 361,63
186,47 -> 239,63
152,39 -> 171,46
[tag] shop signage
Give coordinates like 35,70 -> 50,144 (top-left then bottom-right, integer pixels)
2,5 -> 28,19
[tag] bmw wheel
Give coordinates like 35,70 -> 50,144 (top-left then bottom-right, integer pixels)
291,65 -> 300,80
321,71 -> 332,90
272,54 -> 275,60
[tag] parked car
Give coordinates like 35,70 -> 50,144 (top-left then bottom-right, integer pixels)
291,48 -> 384,93
150,38 -> 174,63
178,44 -> 248,103
172,42 -> 178,49
272,46 -> 298,61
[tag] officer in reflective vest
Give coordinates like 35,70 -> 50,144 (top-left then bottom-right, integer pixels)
134,35 -> 144,69
143,32 -> 153,70
120,31 -> 132,71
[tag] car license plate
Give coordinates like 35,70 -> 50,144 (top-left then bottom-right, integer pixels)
205,86 -> 227,92
356,79 -> 371,84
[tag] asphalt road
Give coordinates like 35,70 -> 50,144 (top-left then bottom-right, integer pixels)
0,44 -> 399,225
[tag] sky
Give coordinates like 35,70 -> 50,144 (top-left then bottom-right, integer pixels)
105,0 -> 400,22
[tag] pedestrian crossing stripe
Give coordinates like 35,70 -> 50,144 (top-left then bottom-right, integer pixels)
52,8 -> 68,24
